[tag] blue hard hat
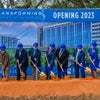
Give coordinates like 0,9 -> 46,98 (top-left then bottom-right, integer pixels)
1,45 -> 6,51
50,43 -> 55,48
60,44 -> 66,49
77,44 -> 82,49
17,43 -> 23,49
33,42 -> 38,47
91,41 -> 97,47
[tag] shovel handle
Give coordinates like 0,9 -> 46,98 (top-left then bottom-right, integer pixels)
17,60 -> 25,78
31,60 -> 40,73
87,53 -> 97,68
72,58 -> 83,67
17,60 -> 21,70
45,56 -> 49,65
56,58 -> 64,72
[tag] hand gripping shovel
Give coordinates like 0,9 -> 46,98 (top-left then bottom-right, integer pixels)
72,58 -> 91,74
31,60 -> 46,80
17,61 -> 25,78
56,58 -> 65,75
88,53 -> 100,74
56,58 -> 71,79
1,63 -> 8,81
45,56 -> 55,78
1,68 -> 8,81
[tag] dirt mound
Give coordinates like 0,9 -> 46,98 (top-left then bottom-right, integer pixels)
0,78 -> 100,99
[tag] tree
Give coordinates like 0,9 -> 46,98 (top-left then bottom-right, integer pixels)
9,0 -> 14,7
0,0 -> 45,8
0,0 -> 99,8
50,0 -> 100,8
0,0 -> 4,8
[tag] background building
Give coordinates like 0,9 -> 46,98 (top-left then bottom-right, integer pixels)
0,34 -> 19,48
38,22 -> 91,48
92,22 -> 100,47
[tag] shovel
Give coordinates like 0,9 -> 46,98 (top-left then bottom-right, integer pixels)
56,58 -> 71,79
88,53 -> 100,73
17,60 -> 25,78
45,56 -> 55,77
72,58 -> 91,74
31,60 -> 46,80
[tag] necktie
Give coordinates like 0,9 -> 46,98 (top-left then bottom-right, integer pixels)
33,49 -> 36,56
19,50 -> 21,56
75,51 -> 79,63
59,49 -> 63,58
48,49 -> 51,55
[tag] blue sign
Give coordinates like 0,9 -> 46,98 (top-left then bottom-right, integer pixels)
0,66 -> 74,77
0,9 -> 100,22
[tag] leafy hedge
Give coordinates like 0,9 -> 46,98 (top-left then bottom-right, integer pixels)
5,47 -> 100,67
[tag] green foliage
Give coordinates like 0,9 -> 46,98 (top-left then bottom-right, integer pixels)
91,0 -> 100,8
51,1 -> 68,8
7,48 -> 16,67
50,0 -> 100,8
7,48 -> 30,67
40,55 -> 46,67
67,48 -> 75,55
6,47 -> 100,67
0,0 -> 100,8
7,48 -> 47,67
97,48 -> 100,59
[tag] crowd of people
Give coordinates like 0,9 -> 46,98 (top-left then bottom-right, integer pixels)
0,41 -> 99,81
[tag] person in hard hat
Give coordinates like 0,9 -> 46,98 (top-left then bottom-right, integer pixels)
46,43 -> 56,80
88,41 -> 99,78
56,44 -> 69,78
73,44 -> 85,78
15,43 -> 28,80
0,45 -> 10,80
28,42 -> 41,80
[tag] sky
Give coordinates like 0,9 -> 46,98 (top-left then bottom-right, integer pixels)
0,22 -> 53,45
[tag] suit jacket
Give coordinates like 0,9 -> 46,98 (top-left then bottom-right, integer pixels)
46,49 -> 55,67
56,48 -> 69,67
73,50 -> 85,66
28,48 -> 41,67
15,48 -> 28,67
1,51 -> 10,68
88,48 -> 99,66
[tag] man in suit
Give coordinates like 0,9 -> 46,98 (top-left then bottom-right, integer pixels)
88,41 -> 99,78
73,44 -> 85,78
56,44 -> 69,78
46,43 -> 56,80
15,43 -> 28,80
28,42 -> 41,80
0,45 -> 10,80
